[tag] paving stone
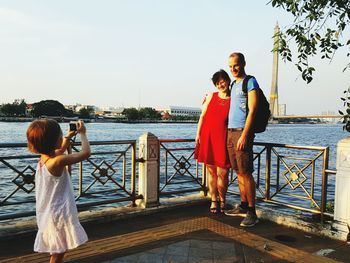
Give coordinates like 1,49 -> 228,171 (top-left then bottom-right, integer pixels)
170,240 -> 190,247
189,239 -> 212,249
213,257 -> 242,263
1,203 -> 346,263
188,256 -> 213,263
138,252 -> 164,263
212,247 -> 236,258
110,254 -> 140,263
147,246 -> 167,255
188,247 -> 213,258
162,254 -> 188,263
212,241 -> 236,251
166,245 -> 189,256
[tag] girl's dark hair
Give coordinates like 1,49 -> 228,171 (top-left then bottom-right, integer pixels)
211,69 -> 231,86
27,119 -> 62,154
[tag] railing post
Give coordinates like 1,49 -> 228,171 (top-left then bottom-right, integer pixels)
131,142 -> 136,206
320,147 -> 329,222
136,132 -> 159,208
335,137 -> 350,231
265,145 -> 271,200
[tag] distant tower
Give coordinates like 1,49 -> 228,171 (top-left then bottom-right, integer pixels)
270,22 -> 280,117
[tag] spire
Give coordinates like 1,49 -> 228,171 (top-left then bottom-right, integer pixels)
275,21 -> 279,29
270,22 -> 280,117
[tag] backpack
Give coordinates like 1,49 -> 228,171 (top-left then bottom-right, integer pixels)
242,75 -> 271,133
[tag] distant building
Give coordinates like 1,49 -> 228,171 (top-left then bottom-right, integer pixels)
95,107 -> 125,119
64,104 -> 97,114
157,106 -> 201,117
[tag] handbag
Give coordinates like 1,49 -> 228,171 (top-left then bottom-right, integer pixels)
194,143 -> 200,159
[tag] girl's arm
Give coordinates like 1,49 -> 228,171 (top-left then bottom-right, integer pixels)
56,121 -> 91,167
55,130 -> 76,155
195,93 -> 213,144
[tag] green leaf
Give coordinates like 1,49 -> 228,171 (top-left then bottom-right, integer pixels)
339,110 -> 344,115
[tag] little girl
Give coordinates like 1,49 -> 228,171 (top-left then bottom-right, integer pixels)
27,119 -> 91,263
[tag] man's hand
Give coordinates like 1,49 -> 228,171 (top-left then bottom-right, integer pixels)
237,134 -> 247,151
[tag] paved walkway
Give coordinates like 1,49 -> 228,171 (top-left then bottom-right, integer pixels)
0,203 -> 349,262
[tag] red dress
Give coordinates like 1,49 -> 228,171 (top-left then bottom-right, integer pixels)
196,92 -> 231,169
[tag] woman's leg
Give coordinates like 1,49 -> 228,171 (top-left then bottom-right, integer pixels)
50,253 -> 65,263
207,165 -> 218,212
217,167 -> 229,212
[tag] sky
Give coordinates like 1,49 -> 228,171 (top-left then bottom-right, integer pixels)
0,0 -> 349,115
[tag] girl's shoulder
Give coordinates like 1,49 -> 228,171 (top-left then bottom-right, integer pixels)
45,155 -> 66,177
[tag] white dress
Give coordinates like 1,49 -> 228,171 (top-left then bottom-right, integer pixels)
34,162 -> 88,253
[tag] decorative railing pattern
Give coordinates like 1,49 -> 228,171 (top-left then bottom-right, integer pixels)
0,140 -> 139,220
228,142 -> 333,219
157,139 -> 334,219
0,139 -> 336,221
158,139 -> 207,196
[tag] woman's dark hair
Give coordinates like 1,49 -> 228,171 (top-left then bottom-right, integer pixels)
211,69 -> 231,86
27,119 -> 62,154
211,69 -> 231,96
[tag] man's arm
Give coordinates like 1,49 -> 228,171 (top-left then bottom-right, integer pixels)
237,89 -> 258,151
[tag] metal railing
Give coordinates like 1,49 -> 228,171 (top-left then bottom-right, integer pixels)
0,140 -> 140,220
228,142 -> 335,219
158,139 -> 207,196
157,139 -> 335,219
0,139 -> 337,221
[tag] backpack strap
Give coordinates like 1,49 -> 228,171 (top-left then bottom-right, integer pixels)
243,75 -> 253,119
242,75 -> 253,94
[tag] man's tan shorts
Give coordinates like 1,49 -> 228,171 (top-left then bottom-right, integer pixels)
226,129 -> 254,174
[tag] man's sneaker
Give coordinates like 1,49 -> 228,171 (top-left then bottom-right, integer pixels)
240,211 -> 259,227
224,204 -> 247,217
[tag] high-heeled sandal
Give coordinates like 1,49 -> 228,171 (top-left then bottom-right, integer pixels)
210,200 -> 218,214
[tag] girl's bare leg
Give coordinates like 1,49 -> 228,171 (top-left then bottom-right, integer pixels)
50,253 -> 65,263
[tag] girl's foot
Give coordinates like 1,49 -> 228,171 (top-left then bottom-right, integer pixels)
210,200 -> 218,214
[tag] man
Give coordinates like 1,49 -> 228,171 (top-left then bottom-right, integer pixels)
225,52 -> 259,227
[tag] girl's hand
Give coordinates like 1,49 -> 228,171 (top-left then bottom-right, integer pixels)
65,130 -> 77,140
76,120 -> 86,134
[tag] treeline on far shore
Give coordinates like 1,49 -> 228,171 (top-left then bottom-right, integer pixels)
0,99 -> 200,122
0,116 -> 198,123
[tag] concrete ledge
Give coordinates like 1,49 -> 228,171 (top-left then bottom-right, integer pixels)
0,194 -> 208,238
257,208 -> 348,242
0,194 -> 348,242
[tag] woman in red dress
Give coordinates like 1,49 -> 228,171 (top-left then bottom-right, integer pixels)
195,69 -> 231,213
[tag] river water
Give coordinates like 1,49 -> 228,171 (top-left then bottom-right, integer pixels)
0,121 -> 345,168
0,122 -> 346,217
